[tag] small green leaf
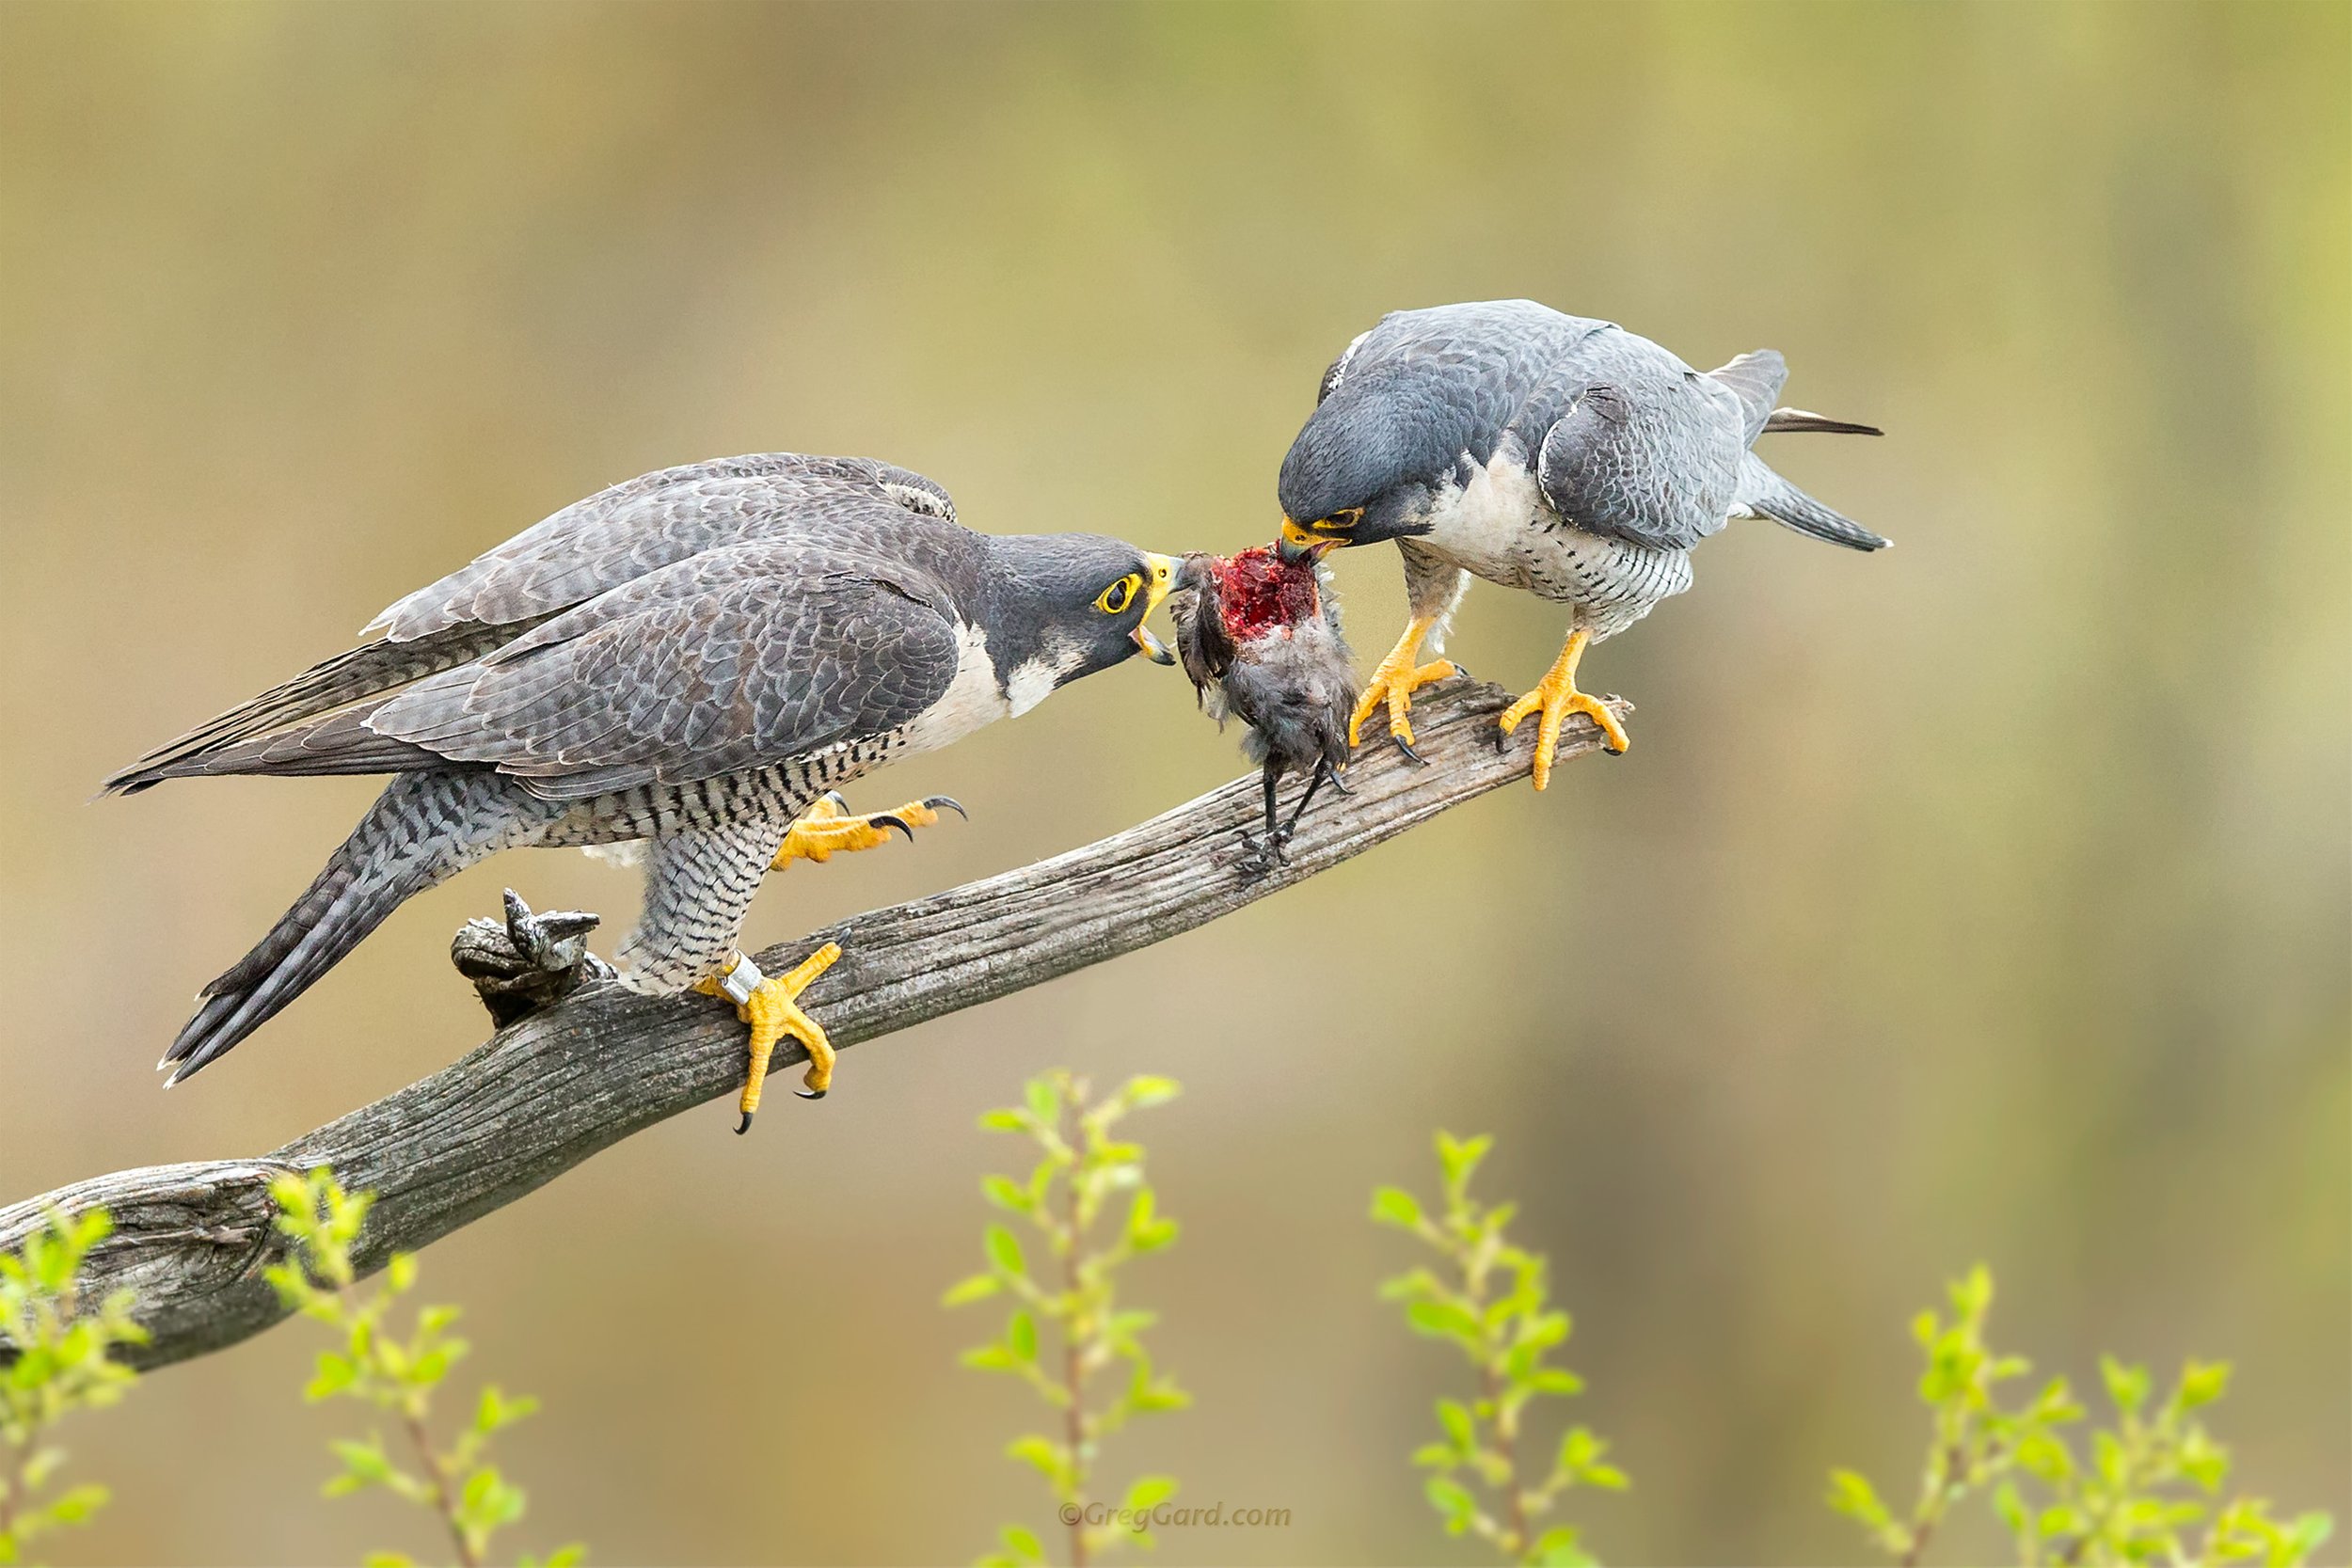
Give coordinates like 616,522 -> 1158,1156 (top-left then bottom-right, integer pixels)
2102,1354 -> 2152,1416
1424,1475 -> 1479,1533
941,1274 -> 1003,1307
1949,1263 -> 1994,1318
998,1524 -> 1046,1563
1123,1475 -> 1177,1513
1005,1435 -> 1067,1489
1371,1187 -> 1425,1229
1129,1219 -> 1180,1255
1130,1376 -> 1191,1413
1120,1075 -> 1181,1109
981,1175 -> 1033,1214
330,1437 -> 392,1485
1406,1299 -> 1482,1343
1435,1398 -> 1475,1453
1532,1525 -> 1595,1567
2016,1427 -> 2075,1482
305,1351 -> 357,1402
984,1224 -> 1026,1278
2177,1358 -> 2232,1410
1376,1268 -> 1441,1302
41,1484 -> 108,1527
1994,1479 -> 2030,1543
1008,1309 -> 1039,1363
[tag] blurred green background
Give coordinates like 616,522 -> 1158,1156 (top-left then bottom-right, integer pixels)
2,3 -> 2344,1563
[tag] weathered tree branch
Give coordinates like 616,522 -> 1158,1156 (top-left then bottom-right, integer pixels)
0,680 -> 1625,1371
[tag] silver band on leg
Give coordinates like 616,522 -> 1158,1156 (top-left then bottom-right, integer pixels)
717,952 -> 765,1006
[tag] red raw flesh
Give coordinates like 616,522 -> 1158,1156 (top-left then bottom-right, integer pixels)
1212,545 -> 1320,641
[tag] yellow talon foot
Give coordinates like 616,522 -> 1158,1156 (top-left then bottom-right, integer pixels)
1349,613 -> 1458,760
1498,627 -> 1629,790
771,792 -> 965,869
696,941 -> 843,1132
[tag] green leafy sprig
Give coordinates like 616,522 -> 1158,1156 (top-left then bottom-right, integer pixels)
0,1209 -> 146,1563
265,1168 -> 580,1568
1828,1265 -> 2333,1567
946,1071 -> 1187,1567
1374,1132 -> 1627,1567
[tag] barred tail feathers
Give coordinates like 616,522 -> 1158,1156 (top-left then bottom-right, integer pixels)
160,769 -> 521,1083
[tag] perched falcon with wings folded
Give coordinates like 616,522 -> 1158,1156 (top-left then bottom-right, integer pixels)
1274,299 -> 1886,787
106,453 -> 1178,1129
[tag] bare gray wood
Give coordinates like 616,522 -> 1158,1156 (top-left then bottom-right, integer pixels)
0,681 -> 1625,1371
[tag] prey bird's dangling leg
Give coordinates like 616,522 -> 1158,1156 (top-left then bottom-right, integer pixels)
1234,767 -> 1285,880
1236,758 -> 1340,880
1349,614 -> 1458,765
451,889 -> 613,1028
771,791 -> 966,870
1281,755 -> 1338,836
1499,626 -> 1629,790
697,942 -> 845,1133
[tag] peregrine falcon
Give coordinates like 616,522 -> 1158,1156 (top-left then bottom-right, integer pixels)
104,453 -> 1178,1129
1274,300 -> 1885,787
1168,546 -> 1355,874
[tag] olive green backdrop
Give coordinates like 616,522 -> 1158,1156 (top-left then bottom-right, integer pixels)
2,3 -> 2344,1563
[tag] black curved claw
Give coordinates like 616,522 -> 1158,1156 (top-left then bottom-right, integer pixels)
736,1111 -> 755,1135
1391,732 -> 1427,767
1327,768 -> 1355,797
795,1085 -> 829,1101
923,795 -> 969,820
871,814 -> 915,844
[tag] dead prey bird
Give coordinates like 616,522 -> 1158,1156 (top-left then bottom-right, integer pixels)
1168,546 -> 1357,874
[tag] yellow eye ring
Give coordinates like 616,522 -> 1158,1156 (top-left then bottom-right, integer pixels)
1096,573 -> 1141,614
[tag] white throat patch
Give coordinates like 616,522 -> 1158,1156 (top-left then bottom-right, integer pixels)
1005,658 -> 1060,717
898,623 -> 1016,753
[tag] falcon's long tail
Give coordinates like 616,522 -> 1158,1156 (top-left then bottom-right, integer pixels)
161,768 -> 524,1085
1762,408 -> 1883,436
1735,452 -> 1892,552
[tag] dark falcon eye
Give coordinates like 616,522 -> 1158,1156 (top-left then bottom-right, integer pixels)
1095,573 -> 1141,614
1324,507 -> 1365,531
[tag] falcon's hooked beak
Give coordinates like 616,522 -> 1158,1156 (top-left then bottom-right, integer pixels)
1132,552 -> 1178,664
1277,516 -> 1344,565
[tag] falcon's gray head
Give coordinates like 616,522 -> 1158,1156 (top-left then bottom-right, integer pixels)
1272,372 -> 1467,564
979,533 -> 1179,702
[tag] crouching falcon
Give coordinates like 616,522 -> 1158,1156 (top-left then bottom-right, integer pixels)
104,454 -> 1177,1129
1275,299 -> 1886,787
